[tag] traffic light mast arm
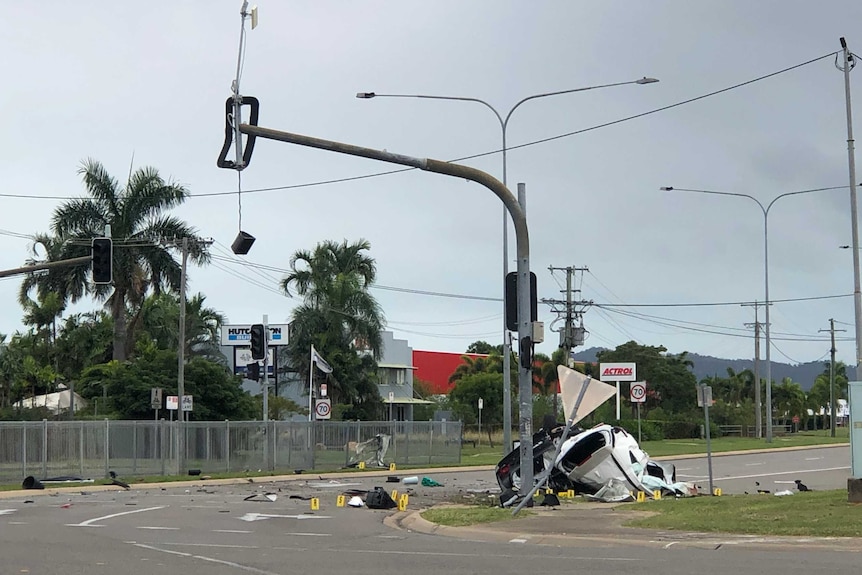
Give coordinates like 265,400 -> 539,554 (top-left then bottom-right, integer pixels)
0,255 -> 92,279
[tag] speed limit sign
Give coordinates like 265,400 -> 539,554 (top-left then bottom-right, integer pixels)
315,398 -> 332,420
630,382 -> 647,403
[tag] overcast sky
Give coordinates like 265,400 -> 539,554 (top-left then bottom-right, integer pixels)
3,1 -> 862,368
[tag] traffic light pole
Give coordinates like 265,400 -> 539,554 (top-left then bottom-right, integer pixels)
236,122 -> 535,502
262,314 -> 270,468
177,237 -> 189,475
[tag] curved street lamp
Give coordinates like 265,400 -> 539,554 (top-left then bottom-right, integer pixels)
660,185 -> 848,442
358,77 -> 659,451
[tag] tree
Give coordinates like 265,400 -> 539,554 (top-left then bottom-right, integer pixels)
281,239 -> 385,416
48,159 -> 209,361
448,353 -> 502,384
136,292 -> 226,363
466,341 -> 502,355
449,372 -> 505,425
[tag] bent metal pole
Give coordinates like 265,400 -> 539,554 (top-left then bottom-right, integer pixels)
238,123 -> 536,495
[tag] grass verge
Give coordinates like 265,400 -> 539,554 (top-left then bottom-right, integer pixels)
421,506 -> 532,527
626,490 -> 862,537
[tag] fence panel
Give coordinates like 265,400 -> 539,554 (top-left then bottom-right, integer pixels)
0,419 -> 463,484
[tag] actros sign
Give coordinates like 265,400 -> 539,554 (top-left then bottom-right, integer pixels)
599,362 -> 636,382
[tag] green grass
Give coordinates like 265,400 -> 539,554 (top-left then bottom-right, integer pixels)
421,505 -> 532,527
640,430 -> 849,457
626,490 -> 862,537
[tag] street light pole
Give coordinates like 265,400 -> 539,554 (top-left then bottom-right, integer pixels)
358,77 -> 658,452
661,185 -> 846,442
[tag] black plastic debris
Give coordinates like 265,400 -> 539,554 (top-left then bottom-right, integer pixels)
188,469 -> 202,476
244,492 -> 277,502
365,486 -> 397,509
500,489 -> 518,508
22,476 -> 44,490
541,492 -> 561,507
386,476 -> 400,483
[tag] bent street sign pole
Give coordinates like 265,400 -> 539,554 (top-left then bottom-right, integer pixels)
237,122 -> 535,497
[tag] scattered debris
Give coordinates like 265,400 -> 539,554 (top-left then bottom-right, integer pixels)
188,469 -> 202,476
22,476 -> 44,490
60,503 -> 72,509
386,476 -> 400,483
402,476 -> 419,485
243,492 -> 278,502
347,496 -> 364,507
421,477 -> 443,487
365,486 -> 397,510
774,490 -> 794,497
583,478 -> 635,503
345,433 -> 391,469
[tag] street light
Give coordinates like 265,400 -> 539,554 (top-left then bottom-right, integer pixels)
660,185 -> 846,443
359,77 -> 659,452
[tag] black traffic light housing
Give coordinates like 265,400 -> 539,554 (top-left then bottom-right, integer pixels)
91,237 -> 113,285
249,324 -> 266,360
504,271 -> 537,332
246,362 -> 261,381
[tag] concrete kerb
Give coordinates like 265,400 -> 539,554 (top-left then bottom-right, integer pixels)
387,505 -> 862,552
0,464 -> 497,501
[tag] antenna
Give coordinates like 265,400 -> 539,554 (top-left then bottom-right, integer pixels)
251,5 -> 259,29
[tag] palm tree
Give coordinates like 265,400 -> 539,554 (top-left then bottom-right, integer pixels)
48,159 -> 209,361
281,239 -> 385,409
137,292 -> 226,362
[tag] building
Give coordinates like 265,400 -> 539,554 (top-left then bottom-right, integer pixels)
412,350 -> 489,395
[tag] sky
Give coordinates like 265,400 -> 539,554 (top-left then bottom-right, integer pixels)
3,0 -> 862,369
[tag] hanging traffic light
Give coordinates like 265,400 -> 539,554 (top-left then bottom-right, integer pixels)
91,237 -> 113,285
246,362 -> 261,381
249,323 -> 266,360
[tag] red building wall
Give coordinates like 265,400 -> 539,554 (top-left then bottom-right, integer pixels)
412,350 -> 488,395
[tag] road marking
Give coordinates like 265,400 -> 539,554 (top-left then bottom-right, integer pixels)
68,505 -> 166,527
744,462 -> 764,466
213,529 -> 253,534
285,532 -> 331,537
327,548 -> 638,561
8,521 -> 27,525
713,466 -> 849,482
239,512 -> 331,522
133,543 -> 279,575
509,538 -> 528,543
676,468 -> 692,471
664,542 -> 677,549
0,509 -> 16,516
138,526 -> 179,530
162,543 -> 257,549
805,457 -> 823,461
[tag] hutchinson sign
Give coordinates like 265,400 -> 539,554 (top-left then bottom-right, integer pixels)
221,324 -> 289,346
599,362 -> 636,382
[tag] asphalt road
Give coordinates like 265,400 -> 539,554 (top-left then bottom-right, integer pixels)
0,446 -> 856,574
665,444 -> 851,493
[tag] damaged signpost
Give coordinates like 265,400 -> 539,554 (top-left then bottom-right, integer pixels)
698,383 -> 715,495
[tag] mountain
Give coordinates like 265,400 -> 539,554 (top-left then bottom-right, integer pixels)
571,347 -> 837,392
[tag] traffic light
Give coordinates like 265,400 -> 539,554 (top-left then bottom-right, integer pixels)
504,271 -> 538,331
249,323 -> 266,360
246,362 -> 260,381
91,237 -> 113,284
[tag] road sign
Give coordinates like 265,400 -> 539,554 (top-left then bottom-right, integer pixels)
315,398 -> 331,420
697,385 -> 714,407
478,398 -> 484,409
166,396 -> 179,410
150,388 -> 163,410
181,395 -> 193,412
630,382 -> 647,403
792,415 -> 800,424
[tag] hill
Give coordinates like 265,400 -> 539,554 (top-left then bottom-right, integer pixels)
571,347 -> 837,392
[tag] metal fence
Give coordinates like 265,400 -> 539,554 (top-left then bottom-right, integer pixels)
0,419 -> 462,484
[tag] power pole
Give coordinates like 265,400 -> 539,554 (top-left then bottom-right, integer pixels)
743,301 -> 763,438
543,265 -> 590,418
820,319 -> 846,437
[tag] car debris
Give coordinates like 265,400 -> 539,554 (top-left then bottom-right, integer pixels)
497,366 -> 696,508
346,433 -> 391,469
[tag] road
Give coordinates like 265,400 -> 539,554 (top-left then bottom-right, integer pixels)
0,446 -> 856,574
665,444 -> 850,493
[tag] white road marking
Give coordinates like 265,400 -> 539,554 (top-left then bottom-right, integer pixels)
285,532 -> 331,537
239,512 -> 331,522
0,509 -> 16,516
138,526 -> 179,530
133,543 -> 279,575
713,466 -> 849,482
213,529 -> 253,534
676,468 -> 692,471
774,481 -> 797,484
745,462 -> 764,466
510,538 -> 528,543
8,521 -> 27,525
162,543 -> 257,549
68,505 -> 166,527
325,548 -> 638,561
664,542 -> 677,549
805,457 -> 823,461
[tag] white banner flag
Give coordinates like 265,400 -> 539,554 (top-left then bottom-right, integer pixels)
311,345 -> 333,374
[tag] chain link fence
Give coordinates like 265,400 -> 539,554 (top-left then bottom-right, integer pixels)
0,419 -> 462,484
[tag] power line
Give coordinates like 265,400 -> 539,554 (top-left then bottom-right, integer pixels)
594,293 -> 852,307
0,52 -> 838,202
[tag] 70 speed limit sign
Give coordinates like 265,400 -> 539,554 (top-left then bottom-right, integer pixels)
630,382 -> 647,403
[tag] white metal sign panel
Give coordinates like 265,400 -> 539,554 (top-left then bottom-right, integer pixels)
182,395 -> 193,412
221,324 -> 290,346
630,382 -> 647,403
166,396 -> 179,410
315,398 -> 332,420
599,362 -> 636,382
